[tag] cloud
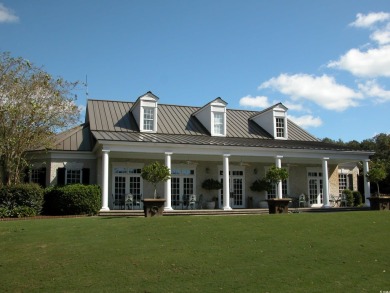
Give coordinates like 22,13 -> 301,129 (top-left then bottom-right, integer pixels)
358,80 -> 390,103
288,114 -> 322,129
328,45 -> 390,78
259,73 -> 362,111
239,95 -> 271,108
371,23 -> 390,45
349,12 -> 390,28
0,3 -> 19,23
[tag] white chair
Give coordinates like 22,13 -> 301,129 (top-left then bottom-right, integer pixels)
125,193 -> 133,210
188,194 -> 196,210
298,193 -> 306,208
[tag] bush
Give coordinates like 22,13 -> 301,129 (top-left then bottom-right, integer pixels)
342,189 -> 354,207
43,184 -> 101,215
352,191 -> 362,206
0,183 -> 44,217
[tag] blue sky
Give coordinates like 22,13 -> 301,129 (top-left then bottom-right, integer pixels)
1,0 -> 389,142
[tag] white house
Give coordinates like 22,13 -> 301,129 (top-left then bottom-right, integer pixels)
28,91 -> 373,210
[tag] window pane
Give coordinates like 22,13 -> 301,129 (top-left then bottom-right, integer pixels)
143,107 -> 154,131
66,169 -> 81,184
214,112 -> 224,135
275,117 -> 285,137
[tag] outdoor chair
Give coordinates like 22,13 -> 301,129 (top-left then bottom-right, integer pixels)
340,193 -> 347,207
298,193 -> 306,208
112,194 -> 125,210
188,194 -> 196,210
132,194 -> 142,210
125,193 -> 133,210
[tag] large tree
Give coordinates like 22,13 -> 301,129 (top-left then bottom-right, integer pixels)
0,52 -> 80,185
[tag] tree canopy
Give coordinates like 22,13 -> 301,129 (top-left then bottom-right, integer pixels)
0,52 -> 80,185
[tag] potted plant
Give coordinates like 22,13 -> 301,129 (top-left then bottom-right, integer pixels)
141,161 -> 171,217
264,166 -> 291,214
366,161 -> 390,210
202,179 -> 222,209
250,178 -> 271,208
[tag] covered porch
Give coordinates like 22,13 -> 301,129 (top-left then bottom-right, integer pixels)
97,141 -> 372,212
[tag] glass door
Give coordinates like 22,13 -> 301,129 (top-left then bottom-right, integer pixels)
219,168 -> 245,208
307,171 -> 323,206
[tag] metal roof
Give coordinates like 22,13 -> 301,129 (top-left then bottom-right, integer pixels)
86,99 -> 319,141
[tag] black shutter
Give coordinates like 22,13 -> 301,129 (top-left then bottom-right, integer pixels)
82,168 -> 90,185
57,168 -> 66,186
39,167 -> 47,188
24,168 -> 30,183
348,174 -> 353,190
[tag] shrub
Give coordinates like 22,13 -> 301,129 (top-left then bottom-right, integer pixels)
342,189 -> 354,207
0,183 -> 44,216
352,191 -> 362,206
43,184 -> 101,215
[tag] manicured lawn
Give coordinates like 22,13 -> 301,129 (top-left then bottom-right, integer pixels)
1,212 -> 389,292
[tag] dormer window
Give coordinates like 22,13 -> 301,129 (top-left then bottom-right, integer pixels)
250,103 -> 288,140
213,111 -> 225,136
143,107 -> 155,131
130,91 -> 159,133
193,98 -> 227,137
275,117 -> 285,138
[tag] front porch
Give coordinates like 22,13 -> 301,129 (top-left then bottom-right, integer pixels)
99,206 -> 371,217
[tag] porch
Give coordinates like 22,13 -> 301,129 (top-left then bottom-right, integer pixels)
99,206 -> 370,217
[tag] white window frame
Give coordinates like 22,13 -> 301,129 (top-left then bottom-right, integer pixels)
170,165 -> 197,209
66,169 -> 82,184
275,117 -> 286,139
142,106 -> 155,132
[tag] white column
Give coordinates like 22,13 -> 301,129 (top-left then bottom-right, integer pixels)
223,154 -> 232,210
363,159 -> 371,207
100,149 -> 110,211
164,152 -> 173,211
275,155 -> 283,199
322,157 -> 330,207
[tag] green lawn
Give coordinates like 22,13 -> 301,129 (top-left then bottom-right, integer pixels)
1,212 -> 389,292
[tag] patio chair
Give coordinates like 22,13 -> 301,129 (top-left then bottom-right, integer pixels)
340,193 -> 347,207
113,194 -> 125,210
188,194 -> 196,210
298,193 -> 306,208
125,193 -> 133,210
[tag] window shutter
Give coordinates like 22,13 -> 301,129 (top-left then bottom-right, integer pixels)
24,168 -> 30,183
39,167 -> 47,188
82,168 -> 90,185
348,174 -> 353,190
57,168 -> 66,186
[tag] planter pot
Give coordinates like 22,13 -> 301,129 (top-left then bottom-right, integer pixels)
266,198 -> 292,214
142,199 -> 166,217
259,201 -> 268,209
368,196 -> 390,211
206,201 -> 216,209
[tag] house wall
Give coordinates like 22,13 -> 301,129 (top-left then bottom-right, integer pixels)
48,158 -> 97,186
329,164 -> 339,196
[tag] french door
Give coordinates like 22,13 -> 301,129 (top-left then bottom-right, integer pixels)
171,166 -> 196,209
112,165 -> 143,209
219,168 -> 245,208
307,170 -> 323,206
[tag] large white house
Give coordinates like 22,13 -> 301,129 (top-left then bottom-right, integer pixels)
28,91 -> 373,211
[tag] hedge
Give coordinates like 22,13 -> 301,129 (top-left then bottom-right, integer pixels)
43,184 -> 101,215
0,183 -> 44,217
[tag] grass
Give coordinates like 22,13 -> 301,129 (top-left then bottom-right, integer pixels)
0,212 -> 389,292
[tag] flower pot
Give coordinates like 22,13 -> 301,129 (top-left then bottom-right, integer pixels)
142,199 -> 166,217
206,201 -> 216,209
367,196 -> 390,211
266,198 -> 292,214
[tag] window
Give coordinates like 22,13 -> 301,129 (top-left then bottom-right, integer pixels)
213,112 -> 224,135
112,165 -> 143,209
143,107 -> 155,131
275,117 -> 285,138
265,167 -> 289,199
66,169 -> 81,184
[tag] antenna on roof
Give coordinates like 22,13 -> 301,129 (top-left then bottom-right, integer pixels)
85,74 -> 89,98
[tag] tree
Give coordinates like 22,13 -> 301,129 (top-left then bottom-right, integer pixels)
366,161 -> 387,196
265,166 -> 289,198
0,52 -> 79,185
141,161 -> 171,198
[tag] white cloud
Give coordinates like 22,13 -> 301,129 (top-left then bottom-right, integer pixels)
0,3 -> 19,23
259,74 -> 362,111
349,12 -> 390,28
288,114 -> 322,129
371,23 -> 390,45
239,95 -> 271,108
358,80 -> 390,103
328,45 -> 390,78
